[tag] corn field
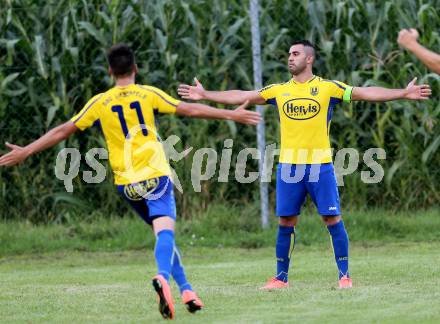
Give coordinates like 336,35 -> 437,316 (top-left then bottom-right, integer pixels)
0,0 -> 439,222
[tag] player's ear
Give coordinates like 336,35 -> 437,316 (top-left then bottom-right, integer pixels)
108,67 -> 113,76
133,64 -> 139,74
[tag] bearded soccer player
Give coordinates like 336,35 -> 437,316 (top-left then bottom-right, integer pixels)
0,44 -> 261,319
178,40 -> 431,289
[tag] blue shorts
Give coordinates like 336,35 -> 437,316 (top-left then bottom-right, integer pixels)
276,163 -> 341,216
117,176 -> 176,225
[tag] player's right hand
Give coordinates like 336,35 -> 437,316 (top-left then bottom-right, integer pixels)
178,77 -> 205,101
231,100 -> 262,125
398,28 -> 419,49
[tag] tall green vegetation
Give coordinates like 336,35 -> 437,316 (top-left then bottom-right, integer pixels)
0,0 -> 439,222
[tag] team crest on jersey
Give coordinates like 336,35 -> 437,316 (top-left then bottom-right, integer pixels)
310,87 -> 319,96
124,178 -> 159,201
282,98 -> 321,120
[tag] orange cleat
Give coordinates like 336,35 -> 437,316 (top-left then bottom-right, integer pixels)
260,277 -> 289,290
338,275 -> 352,289
152,275 -> 175,320
181,290 -> 204,313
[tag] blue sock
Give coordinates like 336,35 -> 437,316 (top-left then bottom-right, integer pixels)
171,245 -> 193,293
275,225 -> 295,282
327,220 -> 349,279
154,229 -> 175,281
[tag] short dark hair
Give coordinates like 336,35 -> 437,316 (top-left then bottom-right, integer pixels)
291,40 -> 317,56
106,43 -> 135,77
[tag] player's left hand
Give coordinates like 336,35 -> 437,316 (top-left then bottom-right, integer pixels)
0,142 -> 29,166
404,77 -> 431,100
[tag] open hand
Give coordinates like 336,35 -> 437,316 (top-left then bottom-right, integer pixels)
231,100 -> 262,125
178,77 -> 205,100
405,77 -> 431,100
0,142 -> 29,166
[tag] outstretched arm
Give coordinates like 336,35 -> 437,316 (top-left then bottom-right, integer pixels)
398,29 -> 440,74
175,100 -> 261,125
177,78 -> 266,105
352,78 -> 431,102
0,121 -> 78,166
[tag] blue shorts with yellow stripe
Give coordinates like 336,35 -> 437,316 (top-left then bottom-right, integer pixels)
117,176 -> 176,225
276,163 -> 341,216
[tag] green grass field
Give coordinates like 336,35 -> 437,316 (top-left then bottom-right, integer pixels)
2,208 -> 440,256
1,243 -> 439,323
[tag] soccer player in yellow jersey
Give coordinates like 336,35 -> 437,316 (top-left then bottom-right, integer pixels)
178,40 -> 431,289
0,44 -> 261,319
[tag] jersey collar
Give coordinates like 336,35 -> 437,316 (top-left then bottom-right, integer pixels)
291,75 -> 317,84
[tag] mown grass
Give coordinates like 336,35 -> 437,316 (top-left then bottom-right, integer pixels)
1,206 -> 439,256
1,243 -> 439,323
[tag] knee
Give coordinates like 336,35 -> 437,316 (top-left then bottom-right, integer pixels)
279,216 -> 298,227
322,215 -> 341,226
153,216 -> 175,235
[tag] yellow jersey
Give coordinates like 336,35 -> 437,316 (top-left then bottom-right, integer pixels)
259,76 -> 353,164
71,84 -> 180,185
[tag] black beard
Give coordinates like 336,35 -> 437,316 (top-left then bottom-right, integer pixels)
289,67 -> 305,75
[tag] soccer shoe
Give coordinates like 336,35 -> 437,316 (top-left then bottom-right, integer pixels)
181,290 -> 204,313
338,275 -> 352,289
152,275 -> 175,320
260,277 -> 289,290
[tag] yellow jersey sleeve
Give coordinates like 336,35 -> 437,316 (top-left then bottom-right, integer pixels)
144,86 -> 180,114
70,94 -> 103,131
258,84 -> 280,104
328,80 -> 353,103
